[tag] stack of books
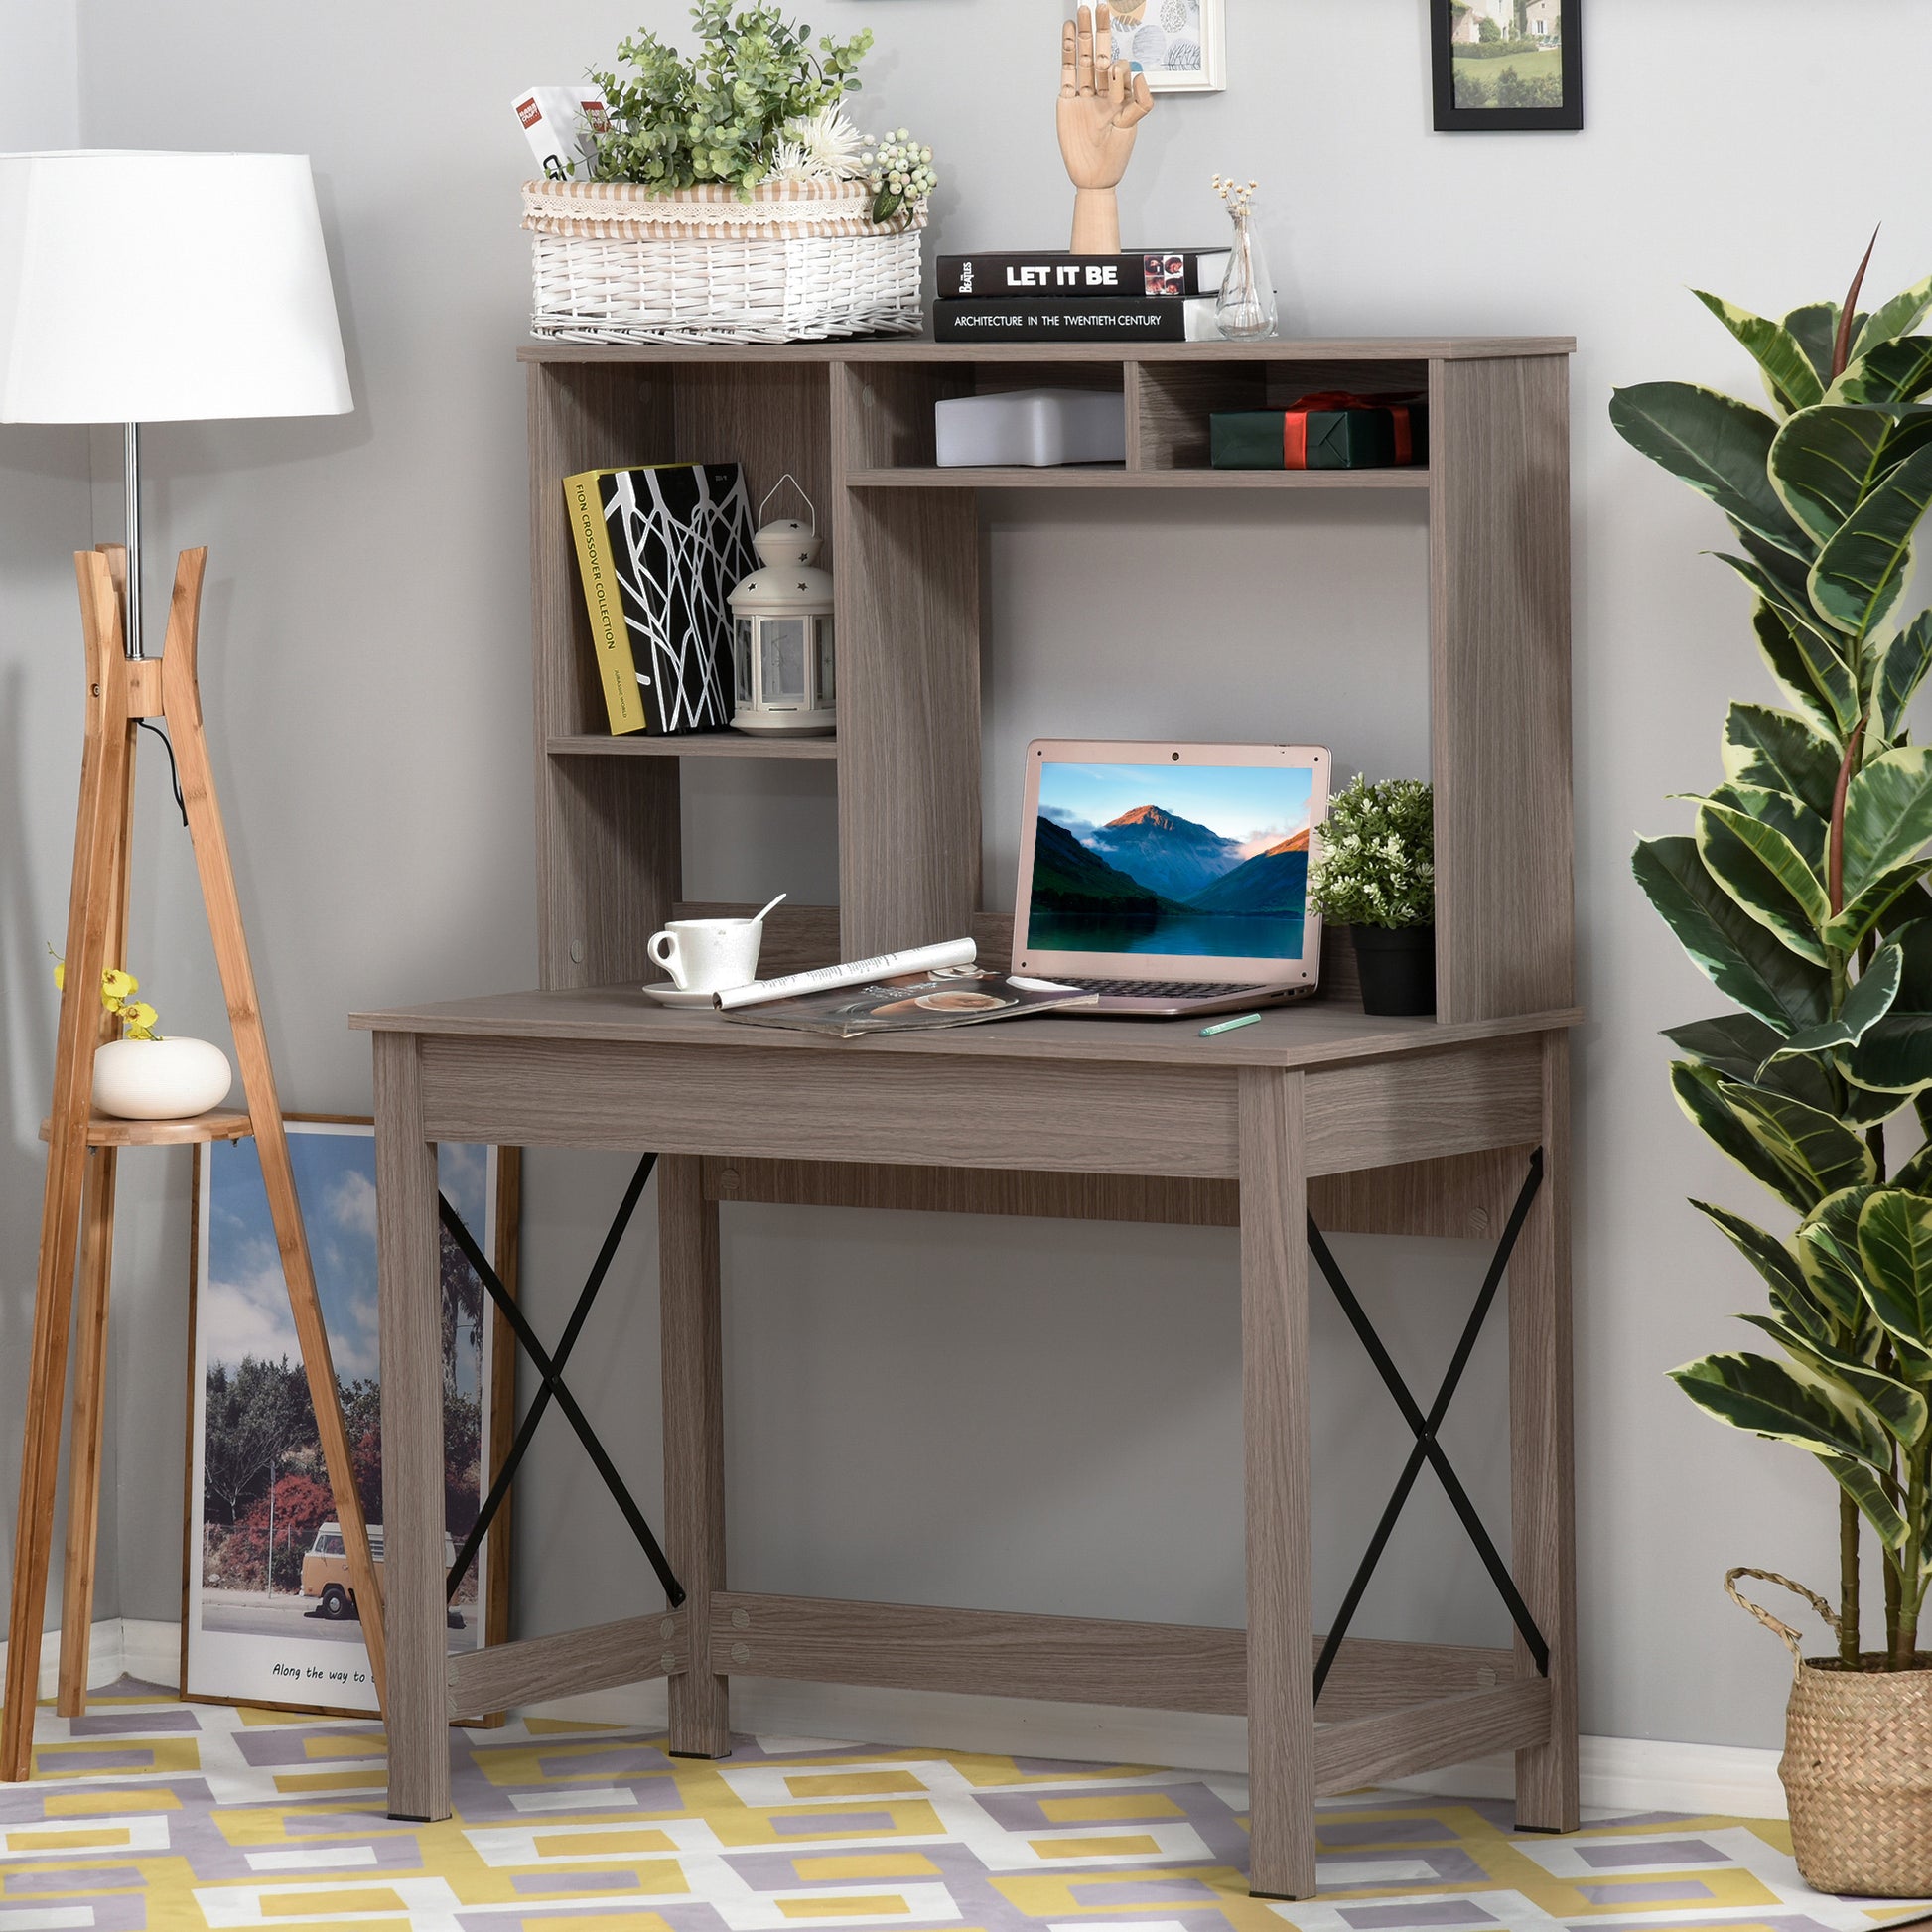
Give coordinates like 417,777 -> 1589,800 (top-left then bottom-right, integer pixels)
931,247 -> 1229,345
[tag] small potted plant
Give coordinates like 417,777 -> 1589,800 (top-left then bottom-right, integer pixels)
53,952 -> 233,1120
1307,775 -> 1435,1016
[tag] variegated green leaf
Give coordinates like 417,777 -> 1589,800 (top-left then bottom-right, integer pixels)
1705,781 -> 1831,869
1669,1014 -> 1840,1114
1633,837 -> 1830,1031
1722,558 -> 1860,727
1799,1194 -> 1875,1327
1841,747 -> 1932,902
1853,274 -> 1932,362
1821,859 -> 1930,954
1610,382 -> 1811,559
1874,613 -> 1932,742
1717,1078 -> 1878,1205
1721,703 -> 1842,816
1810,443 -> 1932,636
1693,1198 -> 1833,1342
1820,1451 -> 1911,1552
1770,405 -> 1898,542
1786,303 -> 1843,387
1841,922 -> 1932,1094
1737,1313 -> 1930,1445
1696,291 -> 1827,415
1832,335 -> 1932,407
1858,1188 -> 1932,1347
1670,1349 -> 1894,1471
1764,943 -> 1901,1066
1672,1063 -> 1817,1210
1698,799 -> 1830,951
1753,601 -> 1854,738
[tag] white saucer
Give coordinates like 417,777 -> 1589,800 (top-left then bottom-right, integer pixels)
641,982 -> 725,1009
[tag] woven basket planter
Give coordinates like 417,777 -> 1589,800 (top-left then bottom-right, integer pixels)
522,178 -> 926,345
1728,1567 -> 1932,1896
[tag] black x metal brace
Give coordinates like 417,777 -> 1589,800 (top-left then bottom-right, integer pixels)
439,1155 -> 685,1608
1308,1148 -> 1547,1703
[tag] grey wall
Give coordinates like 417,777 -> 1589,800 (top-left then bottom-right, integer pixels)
2,0 -> 1921,1751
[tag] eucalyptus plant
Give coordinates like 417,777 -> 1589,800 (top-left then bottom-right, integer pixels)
587,3 -> 872,192
1615,243 -> 1932,1669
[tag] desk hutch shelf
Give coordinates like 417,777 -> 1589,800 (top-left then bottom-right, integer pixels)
524,336 -> 1574,1027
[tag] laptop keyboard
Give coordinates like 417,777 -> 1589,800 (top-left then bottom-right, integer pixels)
1051,976 -> 1268,999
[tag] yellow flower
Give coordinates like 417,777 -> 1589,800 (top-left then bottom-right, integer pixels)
100,967 -> 137,1005
119,1001 -> 158,1037
52,957 -> 65,992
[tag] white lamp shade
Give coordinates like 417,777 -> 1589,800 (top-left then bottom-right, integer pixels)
0,151 -> 351,423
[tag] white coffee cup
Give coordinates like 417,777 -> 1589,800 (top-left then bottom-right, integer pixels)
648,917 -> 763,995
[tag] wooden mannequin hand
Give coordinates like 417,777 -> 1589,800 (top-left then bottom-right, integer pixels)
1056,3 -> 1153,253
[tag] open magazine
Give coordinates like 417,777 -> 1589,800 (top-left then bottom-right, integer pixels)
719,966 -> 1098,1038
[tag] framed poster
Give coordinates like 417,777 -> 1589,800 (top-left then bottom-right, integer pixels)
183,1118 -> 519,1717
1107,0 -> 1226,95
1431,0 -> 1582,132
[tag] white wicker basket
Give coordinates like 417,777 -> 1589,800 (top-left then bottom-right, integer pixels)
522,178 -> 926,345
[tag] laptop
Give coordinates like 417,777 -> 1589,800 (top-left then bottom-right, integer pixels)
1011,739 -> 1330,1018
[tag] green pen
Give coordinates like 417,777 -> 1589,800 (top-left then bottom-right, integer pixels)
1200,1012 -> 1263,1036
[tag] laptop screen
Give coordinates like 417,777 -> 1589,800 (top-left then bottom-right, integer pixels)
1030,759 -> 1314,962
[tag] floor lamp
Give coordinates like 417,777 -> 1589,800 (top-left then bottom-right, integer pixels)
0,150 -> 385,1778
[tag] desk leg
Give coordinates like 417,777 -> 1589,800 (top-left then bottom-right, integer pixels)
661,1154 -> 730,1756
1240,1067 -> 1315,1900
374,1033 -> 450,1822
1511,1032 -> 1579,1831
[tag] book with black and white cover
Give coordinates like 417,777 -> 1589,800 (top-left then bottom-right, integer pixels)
564,462 -> 757,735
933,296 -> 1220,345
938,248 -> 1228,301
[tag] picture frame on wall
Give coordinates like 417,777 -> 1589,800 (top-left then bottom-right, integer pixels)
182,1117 -> 521,1719
1431,0 -> 1582,133
1108,0 -> 1226,95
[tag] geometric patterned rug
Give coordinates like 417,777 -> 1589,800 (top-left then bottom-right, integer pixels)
5,1680 -> 1929,1932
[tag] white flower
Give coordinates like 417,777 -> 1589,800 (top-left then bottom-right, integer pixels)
773,104 -> 868,182
762,138 -> 820,185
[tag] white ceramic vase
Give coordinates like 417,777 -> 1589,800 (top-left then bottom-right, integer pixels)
91,1036 -> 233,1121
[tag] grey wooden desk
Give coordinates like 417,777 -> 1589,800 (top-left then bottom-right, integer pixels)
354,990 -> 1580,1899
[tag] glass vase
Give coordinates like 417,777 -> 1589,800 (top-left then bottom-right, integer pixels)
1214,205 -> 1278,342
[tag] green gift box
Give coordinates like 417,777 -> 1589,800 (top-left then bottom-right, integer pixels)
1210,396 -> 1428,470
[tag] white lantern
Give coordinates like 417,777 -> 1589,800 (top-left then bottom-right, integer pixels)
728,478 -> 836,737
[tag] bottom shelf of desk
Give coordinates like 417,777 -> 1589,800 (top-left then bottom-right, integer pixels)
440,1589 -> 1554,1801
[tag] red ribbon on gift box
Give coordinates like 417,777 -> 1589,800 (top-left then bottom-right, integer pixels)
1282,392 -> 1416,469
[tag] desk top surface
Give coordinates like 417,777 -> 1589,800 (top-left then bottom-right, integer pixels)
351,986 -> 1581,1072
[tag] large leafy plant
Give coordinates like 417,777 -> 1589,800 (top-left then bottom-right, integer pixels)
1616,245 -> 1932,1669
587,4 -> 872,192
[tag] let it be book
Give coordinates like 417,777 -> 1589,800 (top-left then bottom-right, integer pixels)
564,463 -> 756,735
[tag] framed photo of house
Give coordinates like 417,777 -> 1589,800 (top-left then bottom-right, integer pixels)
181,1118 -> 521,1720
1431,0 -> 1582,132
1107,0 -> 1226,95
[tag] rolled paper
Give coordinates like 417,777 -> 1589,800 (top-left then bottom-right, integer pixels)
713,937 -> 978,1010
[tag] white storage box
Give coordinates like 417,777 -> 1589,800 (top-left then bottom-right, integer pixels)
934,387 -> 1127,468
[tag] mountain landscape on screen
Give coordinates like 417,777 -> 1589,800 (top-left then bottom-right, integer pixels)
1087,805 -> 1244,900
1029,803 -> 1311,961
1187,829 -> 1311,912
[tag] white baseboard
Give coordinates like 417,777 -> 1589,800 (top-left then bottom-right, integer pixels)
47,1620 -> 1786,1819
0,1616 -> 178,1700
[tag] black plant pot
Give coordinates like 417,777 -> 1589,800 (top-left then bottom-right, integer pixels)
1350,924 -> 1436,1017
